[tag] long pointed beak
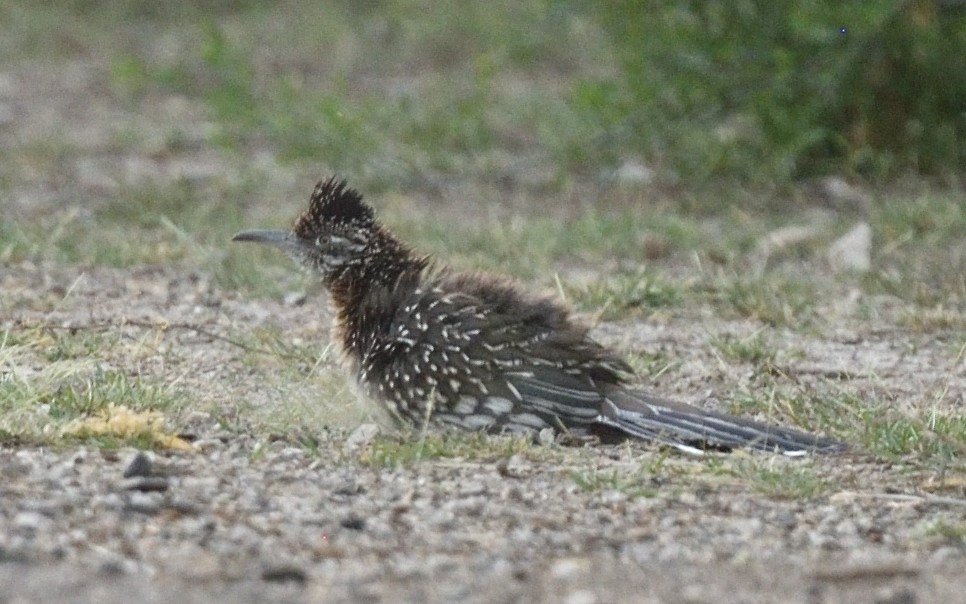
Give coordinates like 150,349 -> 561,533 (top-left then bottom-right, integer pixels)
232,229 -> 305,253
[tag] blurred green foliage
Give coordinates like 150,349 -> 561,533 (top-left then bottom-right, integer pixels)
169,0 -> 966,183
581,0 -> 966,182
8,0 -> 962,184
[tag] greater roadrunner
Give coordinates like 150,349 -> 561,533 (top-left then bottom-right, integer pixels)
234,177 -> 845,456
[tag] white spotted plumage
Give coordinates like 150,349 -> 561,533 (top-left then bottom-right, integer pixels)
235,176 -> 846,456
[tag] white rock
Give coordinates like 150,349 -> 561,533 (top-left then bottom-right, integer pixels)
828,222 -> 872,273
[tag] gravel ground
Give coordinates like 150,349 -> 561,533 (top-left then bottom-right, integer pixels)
4,263 -> 966,603
2,440 -> 963,604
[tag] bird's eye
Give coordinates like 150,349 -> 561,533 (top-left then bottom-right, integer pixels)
315,234 -> 329,246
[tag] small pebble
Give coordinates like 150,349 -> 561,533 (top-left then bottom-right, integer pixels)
125,491 -> 164,515
340,516 -> 366,531
343,423 -> 381,455
496,454 -> 529,479
123,452 -> 153,478
261,564 -> 308,584
14,511 -> 45,532
283,291 -> 307,307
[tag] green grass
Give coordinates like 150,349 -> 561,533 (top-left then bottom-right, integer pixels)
733,459 -> 830,500
864,190 -> 966,308
568,268 -> 686,320
0,321 -> 347,450
710,331 -> 776,366
730,383 -> 966,472
0,327 -> 189,448
570,466 -> 659,498
924,520 -> 966,544
623,349 -> 681,383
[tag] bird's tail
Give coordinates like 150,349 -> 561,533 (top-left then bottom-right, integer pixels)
598,387 -> 846,456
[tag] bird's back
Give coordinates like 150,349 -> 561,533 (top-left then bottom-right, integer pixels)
357,269 -> 628,433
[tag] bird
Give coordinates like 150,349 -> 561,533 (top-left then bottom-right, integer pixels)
233,177 -> 845,456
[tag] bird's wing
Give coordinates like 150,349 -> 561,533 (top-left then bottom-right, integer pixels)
382,285 -> 844,455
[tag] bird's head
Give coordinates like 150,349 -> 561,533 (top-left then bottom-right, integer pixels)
233,177 -> 377,279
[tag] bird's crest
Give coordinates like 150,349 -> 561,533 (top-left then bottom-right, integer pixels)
294,176 -> 374,238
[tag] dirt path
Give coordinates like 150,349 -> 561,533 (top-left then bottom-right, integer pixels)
3,263 -> 966,603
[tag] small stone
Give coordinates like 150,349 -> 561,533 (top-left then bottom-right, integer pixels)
875,587 -> 917,604
828,221 -> 872,273
343,423 -> 381,455
458,482 -> 486,497
340,516 -> 366,531
261,564 -> 307,584
125,491 -> 164,514
0,545 -> 30,563
14,511 -> 45,532
332,482 -> 365,498
550,557 -> 587,580
99,559 -> 128,576
192,438 -> 226,452
819,176 -> 872,213
123,451 -> 153,478
283,291 -> 307,307
496,454 -> 529,479
611,159 -> 654,185
165,499 -> 202,515
276,446 -> 306,461
564,590 -> 597,604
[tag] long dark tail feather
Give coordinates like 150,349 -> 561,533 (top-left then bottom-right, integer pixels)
598,388 -> 847,456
